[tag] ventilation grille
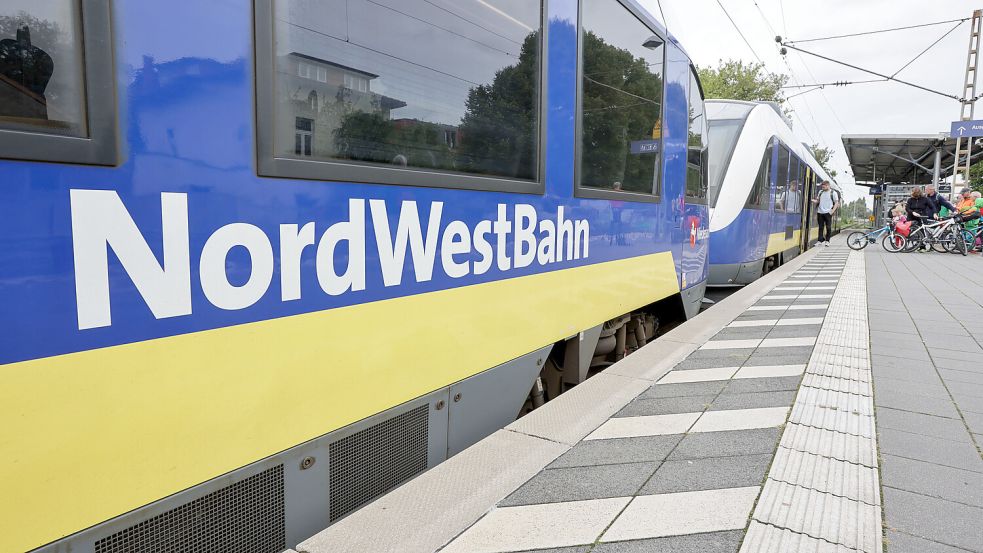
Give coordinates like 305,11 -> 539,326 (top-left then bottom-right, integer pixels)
94,465 -> 285,553
329,403 -> 429,522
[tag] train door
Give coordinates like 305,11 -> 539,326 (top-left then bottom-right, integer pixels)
679,67 -> 710,295
801,167 -> 813,250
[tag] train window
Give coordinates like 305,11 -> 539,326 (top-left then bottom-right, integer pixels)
707,118 -> 742,207
685,70 -> 708,203
577,0 -> 666,200
255,0 -> 544,193
784,156 -> 802,214
775,145 -> 790,211
745,143 -> 773,210
0,0 -> 116,164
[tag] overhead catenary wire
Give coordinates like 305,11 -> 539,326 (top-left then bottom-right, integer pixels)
781,78 -> 886,88
780,41 -> 962,101
786,17 -> 971,45
715,0 -> 764,64
890,20 -> 964,78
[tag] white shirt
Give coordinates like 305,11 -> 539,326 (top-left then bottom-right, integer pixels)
817,189 -> 836,214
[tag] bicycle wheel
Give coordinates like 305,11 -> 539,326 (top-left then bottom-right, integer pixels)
882,232 -> 907,252
934,231 -> 953,253
955,229 -> 968,256
847,231 -> 869,250
903,229 -> 923,252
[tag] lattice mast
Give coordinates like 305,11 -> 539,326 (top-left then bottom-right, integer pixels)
954,10 -> 982,186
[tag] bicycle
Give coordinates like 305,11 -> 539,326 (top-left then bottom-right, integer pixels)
846,223 -> 907,252
904,214 -> 967,255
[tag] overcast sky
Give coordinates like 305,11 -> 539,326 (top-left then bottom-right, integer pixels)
641,0 -> 980,203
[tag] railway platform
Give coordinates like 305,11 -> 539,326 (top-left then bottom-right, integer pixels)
293,238 -> 983,553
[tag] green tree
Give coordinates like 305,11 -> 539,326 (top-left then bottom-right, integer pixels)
810,144 -> 837,179
697,59 -> 788,107
969,161 -> 983,193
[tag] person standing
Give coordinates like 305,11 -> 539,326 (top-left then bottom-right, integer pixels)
925,185 -> 955,217
812,181 -> 839,245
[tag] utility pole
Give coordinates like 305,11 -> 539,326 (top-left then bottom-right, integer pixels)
953,10 -> 982,187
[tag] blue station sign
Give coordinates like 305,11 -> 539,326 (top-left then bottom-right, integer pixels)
950,120 -> 983,138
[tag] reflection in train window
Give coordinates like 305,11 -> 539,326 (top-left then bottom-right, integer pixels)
579,0 -> 665,196
0,2 -> 87,136
271,0 -> 542,182
746,143 -> 773,210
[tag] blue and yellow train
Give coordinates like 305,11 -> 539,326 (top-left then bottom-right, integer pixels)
706,99 -> 841,285
0,0 -> 710,551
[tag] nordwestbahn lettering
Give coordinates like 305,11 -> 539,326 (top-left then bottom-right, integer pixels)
70,190 -> 591,330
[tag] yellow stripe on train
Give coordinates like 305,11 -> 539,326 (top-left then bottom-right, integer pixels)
0,252 -> 679,552
765,230 -> 802,257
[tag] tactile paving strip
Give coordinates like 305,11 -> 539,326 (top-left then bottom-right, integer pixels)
741,251 -> 883,553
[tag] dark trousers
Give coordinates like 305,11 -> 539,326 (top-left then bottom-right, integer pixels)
817,212 -> 832,242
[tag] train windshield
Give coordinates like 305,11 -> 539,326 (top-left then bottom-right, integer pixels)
707,118 -> 743,207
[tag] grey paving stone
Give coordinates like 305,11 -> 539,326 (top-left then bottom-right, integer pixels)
931,347 -> 983,361
872,354 -> 932,372
500,462 -> 658,507
684,349 -> 755,362
778,309 -> 828,318
881,454 -> 983,507
875,406 -> 972,442
871,343 -> 931,361
709,390 -> 796,411
939,368 -> 983,386
675,356 -> 749,371
548,435 -> 684,469
765,325 -> 822,338
877,427 -> 983,473
874,387 -> 961,418
872,363 -> 946,385
723,376 -> 802,394
745,350 -> 812,366
932,357 -> 983,372
951,393 -> 983,414
640,454 -> 772,494
641,381 -> 729,399
885,530 -> 971,553
668,428 -> 782,460
615,395 -> 715,417
712,327 -> 773,340
963,410 -> 983,434
875,375 -> 952,399
882,487 -> 983,552
923,335 -> 983,353
593,530 -> 743,553
735,311 -> 788,321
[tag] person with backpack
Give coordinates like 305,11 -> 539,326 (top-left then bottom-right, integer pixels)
925,185 -> 955,217
812,180 -> 839,245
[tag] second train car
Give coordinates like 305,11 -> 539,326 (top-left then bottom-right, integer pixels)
0,0 -> 709,551
706,99 -> 841,286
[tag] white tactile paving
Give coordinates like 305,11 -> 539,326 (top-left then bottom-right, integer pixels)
759,337 -> 817,348
658,367 -> 738,383
744,249 -> 883,553
752,481 -> 881,553
601,487 -> 760,542
740,521 -> 858,553
690,407 -> 789,432
733,364 -> 806,379
439,497 -> 630,553
768,447 -> 880,505
700,338 -> 761,349
788,402 -> 876,438
583,412 -> 700,440
779,424 -> 877,467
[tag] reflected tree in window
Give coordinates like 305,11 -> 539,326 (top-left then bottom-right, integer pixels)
456,31 -> 540,180
581,31 -> 664,194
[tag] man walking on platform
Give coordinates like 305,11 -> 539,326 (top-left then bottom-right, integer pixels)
812,180 -> 839,245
